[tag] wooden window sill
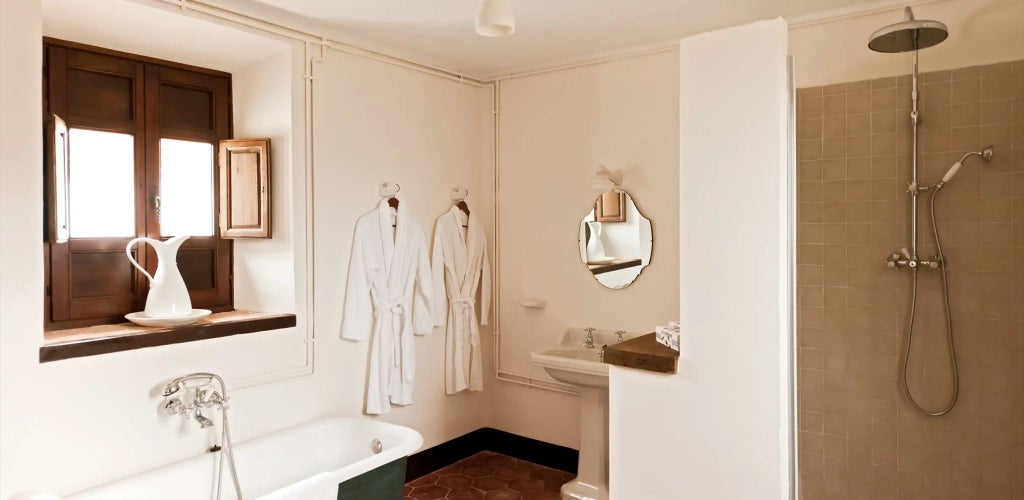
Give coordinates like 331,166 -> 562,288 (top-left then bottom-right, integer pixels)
40,310 -> 296,363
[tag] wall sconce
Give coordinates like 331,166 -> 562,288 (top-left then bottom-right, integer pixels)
592,166 -> 623,191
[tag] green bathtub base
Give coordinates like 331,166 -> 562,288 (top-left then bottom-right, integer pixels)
337,457 -> 407,500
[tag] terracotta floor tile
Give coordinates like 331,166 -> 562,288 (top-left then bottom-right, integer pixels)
483,491 -> 522,500
447,486 -> 486,500
406,452 -> 574,500
508,478 -> 545,493
522,492 -> 561,500
410,484 -> 450,500
462,464 -> 496,478
410,473 -> 439,487
473,476 -> 510,491
437,474 -> 474,489
494,466 -> 531,481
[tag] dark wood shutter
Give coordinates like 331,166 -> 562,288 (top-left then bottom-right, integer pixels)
219,139 -> 272,239
45,44 -> 147,326
144,65 -> 232,309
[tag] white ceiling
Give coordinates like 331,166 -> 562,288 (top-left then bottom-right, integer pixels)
245,0 -> 898,79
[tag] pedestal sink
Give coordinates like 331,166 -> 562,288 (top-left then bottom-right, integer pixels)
530,328 -> 636,500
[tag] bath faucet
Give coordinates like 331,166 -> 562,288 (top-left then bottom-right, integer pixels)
583,328 -> 595,349
615,331 -> 625,343
162,373 -> 230,428
194,410 -> 214,429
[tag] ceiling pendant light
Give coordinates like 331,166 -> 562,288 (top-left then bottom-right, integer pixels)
475,0 -> 515,37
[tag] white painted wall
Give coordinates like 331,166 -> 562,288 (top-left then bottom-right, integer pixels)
609,18 -> 791,499
0,1 -> 491,497
310,49 -> 495,447
490,50 -> 680,448
790,0 -> 1024,87
233,49 -> 298,316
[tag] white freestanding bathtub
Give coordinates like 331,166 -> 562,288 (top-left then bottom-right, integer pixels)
62,417 -> 422,500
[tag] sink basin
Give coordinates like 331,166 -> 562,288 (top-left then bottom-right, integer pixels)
530,328 -> 639,500
530,345 -> 608,388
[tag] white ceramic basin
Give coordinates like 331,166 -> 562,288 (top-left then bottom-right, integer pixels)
531,345 -> 608,388
530,328 -> 639,500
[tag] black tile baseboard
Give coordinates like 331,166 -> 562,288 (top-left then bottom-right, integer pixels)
405,428 -> 579,482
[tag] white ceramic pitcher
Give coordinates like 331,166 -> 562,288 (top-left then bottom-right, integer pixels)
126,235 -> 192,318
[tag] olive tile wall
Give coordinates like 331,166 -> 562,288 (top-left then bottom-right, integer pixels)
796,60 -> 1024,500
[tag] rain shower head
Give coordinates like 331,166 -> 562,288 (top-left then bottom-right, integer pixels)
868,7 -> 948,53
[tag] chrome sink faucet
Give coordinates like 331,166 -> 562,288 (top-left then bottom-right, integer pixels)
583,327 -> 596,349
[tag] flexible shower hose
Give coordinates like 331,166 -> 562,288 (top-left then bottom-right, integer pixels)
900,187 -> 959,416
217,402 -> 244,499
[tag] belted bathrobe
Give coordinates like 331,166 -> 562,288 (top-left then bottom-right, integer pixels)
342,199 -> 434,415
431,206 -> 491,394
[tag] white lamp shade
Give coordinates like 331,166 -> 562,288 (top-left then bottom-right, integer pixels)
476,0 -> 515,37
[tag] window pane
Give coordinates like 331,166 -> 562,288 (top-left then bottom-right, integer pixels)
68,128 -> 136,238
160,138 -> 215,237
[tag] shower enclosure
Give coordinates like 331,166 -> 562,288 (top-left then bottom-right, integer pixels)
795,7 -> 1023,499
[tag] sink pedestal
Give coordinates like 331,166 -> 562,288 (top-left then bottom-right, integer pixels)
531,329 -> 638,500
562,386 -> 609,500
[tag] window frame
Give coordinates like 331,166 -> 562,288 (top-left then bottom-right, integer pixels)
43,38 -> 234,331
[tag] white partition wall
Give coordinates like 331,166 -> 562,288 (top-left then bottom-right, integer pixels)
608,18 -> 792,499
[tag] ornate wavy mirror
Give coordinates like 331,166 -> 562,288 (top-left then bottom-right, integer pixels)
578,189 -> 652,289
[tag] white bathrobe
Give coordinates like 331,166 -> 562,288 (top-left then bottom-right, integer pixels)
432,206 -> 491,394
342,199 -> 434,415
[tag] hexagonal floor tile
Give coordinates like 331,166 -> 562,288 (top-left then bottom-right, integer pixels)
462,464 -> 496,478
409,484 -> 449,500
447,486 -> 486,500
483,490 -> 522,500
494,466 -> 531,481
508,478 -> 545,493
409,473 -> 439,487
473,476 -> 510,491
437,473 -> 474,489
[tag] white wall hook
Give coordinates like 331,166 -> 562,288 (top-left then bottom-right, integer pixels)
378,182 -> 400,198
451,186 -> 469,201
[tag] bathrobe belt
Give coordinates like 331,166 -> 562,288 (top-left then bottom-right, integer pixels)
450,296 -> 479,347
375,293 -> 414,383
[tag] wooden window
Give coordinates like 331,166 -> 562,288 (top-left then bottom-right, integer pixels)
44,38 -> 232,330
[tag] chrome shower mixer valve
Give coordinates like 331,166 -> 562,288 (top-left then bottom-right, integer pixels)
885,248 -> 941,271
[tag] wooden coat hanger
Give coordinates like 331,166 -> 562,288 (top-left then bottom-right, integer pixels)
379,182 -> 400,226
451,187 -> 470,227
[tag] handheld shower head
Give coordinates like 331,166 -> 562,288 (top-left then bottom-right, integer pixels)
162,380 -> 182,397
940,145 -> 995,184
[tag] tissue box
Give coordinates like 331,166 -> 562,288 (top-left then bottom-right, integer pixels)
655,324 -> 679,351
